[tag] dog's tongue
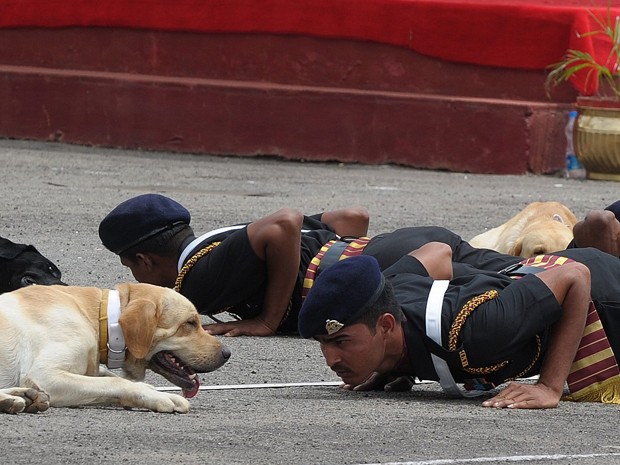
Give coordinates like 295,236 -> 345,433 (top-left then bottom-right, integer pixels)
182,375 -> 200,399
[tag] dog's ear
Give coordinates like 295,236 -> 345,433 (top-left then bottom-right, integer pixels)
0,237 -> 28,260
510,238 -> 524,257
119,299 -> 159,359
552,214 -> 566,225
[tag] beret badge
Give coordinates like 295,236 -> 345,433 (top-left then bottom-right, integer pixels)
325,319 -> 344,335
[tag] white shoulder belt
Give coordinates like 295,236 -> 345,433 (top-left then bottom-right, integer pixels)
178,225 -> 318,271
177,225 -> 246,272
424,280 -> 487,398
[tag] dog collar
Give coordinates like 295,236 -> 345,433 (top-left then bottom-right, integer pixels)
106,290 -> 126,369
98,289 -> 126,369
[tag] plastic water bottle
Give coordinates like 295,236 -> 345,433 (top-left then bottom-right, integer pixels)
564,110 -> 586,180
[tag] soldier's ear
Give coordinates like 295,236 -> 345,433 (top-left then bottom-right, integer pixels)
377,313 -> 397,335
135,253 -> 154,270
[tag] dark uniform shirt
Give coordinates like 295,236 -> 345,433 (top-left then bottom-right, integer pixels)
178,215 -> 338,333
384,247 -> 620,387
363,226 -> 522,272
384,254 -> 562,386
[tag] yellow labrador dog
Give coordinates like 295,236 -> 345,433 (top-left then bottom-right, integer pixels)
469,201 -> 578,257
0,283 -> 230,414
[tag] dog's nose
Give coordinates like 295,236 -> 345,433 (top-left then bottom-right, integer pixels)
221,346 -> 232,360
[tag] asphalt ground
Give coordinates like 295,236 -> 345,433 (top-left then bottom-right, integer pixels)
1,139 -> 620,465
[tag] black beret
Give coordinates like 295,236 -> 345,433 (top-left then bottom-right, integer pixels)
298,255 -> 385,338
99,194 -> 191,254
605,200 -> 620,223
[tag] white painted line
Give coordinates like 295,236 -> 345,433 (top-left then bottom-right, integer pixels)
367,186 -> 399,191
358,452 -> 620,465
156,381 -> 342,391
155,379 -> 437,391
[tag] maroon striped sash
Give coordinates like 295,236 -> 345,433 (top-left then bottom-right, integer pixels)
565,302 -> 620,403
302,237 -> 370,298
515,253 -> 573,270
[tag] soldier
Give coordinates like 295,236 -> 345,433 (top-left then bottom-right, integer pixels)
298,245 -> 620,409
99,193 -> 369,336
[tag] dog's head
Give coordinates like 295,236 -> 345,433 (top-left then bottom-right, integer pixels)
116,283 -> 230,397
510,214 -> 575,257
0,237 -> 66,293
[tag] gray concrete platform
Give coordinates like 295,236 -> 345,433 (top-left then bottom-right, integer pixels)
1,139 -> 619,465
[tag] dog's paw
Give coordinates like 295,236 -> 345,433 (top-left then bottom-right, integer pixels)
0,386 -> 50,414
22,385 -> 51,413
0,394 -> 26,414
122,384 -> 190,413
149,392 -> 190,414
163,393 -> 189,413
141,392 -> 190,413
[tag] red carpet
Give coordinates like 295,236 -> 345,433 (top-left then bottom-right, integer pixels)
1,0 -> 618,93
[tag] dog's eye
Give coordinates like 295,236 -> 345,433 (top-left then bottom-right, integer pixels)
186,319 -> 198,328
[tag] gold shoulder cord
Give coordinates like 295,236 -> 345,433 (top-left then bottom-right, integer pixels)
174,242 -> 221,292
448,290 -> 498,352
446,289 -> 542,377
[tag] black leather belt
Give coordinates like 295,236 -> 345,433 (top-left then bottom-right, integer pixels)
317,240 -> 350,273
499,262 -> 546,277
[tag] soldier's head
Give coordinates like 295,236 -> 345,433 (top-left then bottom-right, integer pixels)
99,193 -> 194,286
298,255 -> 404,385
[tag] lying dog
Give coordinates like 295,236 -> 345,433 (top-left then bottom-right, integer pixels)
0,236 -> 65,293
0,283 -> 230,414
469,201 -> 578,257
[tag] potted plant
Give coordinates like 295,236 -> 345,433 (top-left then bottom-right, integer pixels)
545,1 -> 620,181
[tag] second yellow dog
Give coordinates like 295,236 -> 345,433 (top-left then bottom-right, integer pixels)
469,201 -> 578,257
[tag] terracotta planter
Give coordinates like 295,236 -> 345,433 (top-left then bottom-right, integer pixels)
575,97 -> 620,181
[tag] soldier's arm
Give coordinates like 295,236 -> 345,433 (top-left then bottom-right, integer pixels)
483,262 -> 591,409
319,207 -> 369,237
206,208 -> 303,337
408,241 -> 453,281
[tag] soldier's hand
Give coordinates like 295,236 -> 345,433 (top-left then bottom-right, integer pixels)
481,381 -> 561,409
342,372 -> 415,392
204,318 -> 276,337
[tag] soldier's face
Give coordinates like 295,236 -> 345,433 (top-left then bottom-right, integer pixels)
119,253 -> 169,286
316,322 -> 387,386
